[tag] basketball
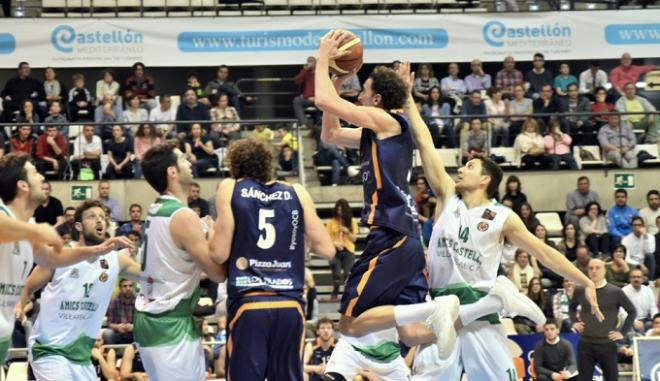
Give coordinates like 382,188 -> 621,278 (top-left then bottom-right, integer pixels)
329,32 -> 363,76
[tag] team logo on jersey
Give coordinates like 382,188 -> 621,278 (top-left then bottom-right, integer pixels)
100,259 -> 109,269
477,222 -> 489,232
236,257 -> 248,271
481,209 -> 497,221
70,268 -> 80,279
99,272 -> 109,282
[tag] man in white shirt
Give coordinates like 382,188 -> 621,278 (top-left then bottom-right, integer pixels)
622,217 -> 656,278
71,124 -> 102,180
640,190 -> 659,235
149,94 -> 177,138
440,63 -> 466,98
578,62 -> 608,100
622,269 -> 658,331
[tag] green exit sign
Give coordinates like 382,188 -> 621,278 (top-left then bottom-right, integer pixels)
614,174 -> 635,189
71,185 -> 92,202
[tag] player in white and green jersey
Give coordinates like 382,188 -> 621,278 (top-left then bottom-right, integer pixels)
15,200 -> 142,381
135,145 -> 225,381
0,153 -> 130,364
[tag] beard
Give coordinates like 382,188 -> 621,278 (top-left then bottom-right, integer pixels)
83,230 -> 106,246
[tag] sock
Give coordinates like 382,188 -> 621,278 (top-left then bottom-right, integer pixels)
458,295 -> 504,327
394,302 -> 437,326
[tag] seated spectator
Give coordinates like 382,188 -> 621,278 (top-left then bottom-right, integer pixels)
525,53 -> 553,99
16,99 -> 40,135
484,87 -> 509,147
623,268 -> 659,331
35,125 -> 67,179
606,245 -> 631,287
274,125 -> 298,152
124,62 -> 156,110
126,230 -> 141,258
185,122 -> 218,177
117,204 -> 144,237
421,86 -> 454,148
338,73 -> 361,102
508,249 -> 541,292
210,93 -> 241,147
43,67 -> 66,106
10,125 -> 36,156
120,343 -> 148,381
292,56 -> 317,128
558,223 -> 578,262
552,279 -> 577,332
43,101 -> 68,137
56,207 -> 80,241
641,190 -> 659,236
202,64 -> 241,110
590,86 -> 615,130
579,61 -> 608,100
251,124 -> 274,143
103,278 -> 136,345
105,125 -> 134,179
533,84 -> 565,133
609,52 -> 658,98
176,89 -> 211,138
622,217 -> 656,277
462,118 -> 489,164
608,188 -> 639,244
533,319 -> 578,381
133,123 -> 161,179
95,68 -> 120,106
94,94 -> 123,141
185,71 -> 204,99
1,62 -> 45,123
495,56 -> 524,98
122,95 -> 149,135
553,63 -> 578,98
507,85 -> 533,145
188,182 -> 210,217
303,317 -> 336,381
528,276 -> 553,319
646,313 -> 660,336
464,59 -> 492,93
276,144 -> 297,177
314,143 -> 358,187
615,82 -> 659,144
501,175 -> 527,213
519,202 -> 540,232
563,83 -> 594,145
566,176 -> 601,229
579,201 -> 611,257
91,333 -> 118,381
515,118 -> 551,169
67,73 -> 93,122
149,94 -> 177,138
71,124 -> 102,180
440,63 -> 466,99
415,176 -> 436,224
461,90 -> 487,123
543,118 -> 578,170
598,114 -> 637,168
413,63 -> 440,103
572,244 -> 592,275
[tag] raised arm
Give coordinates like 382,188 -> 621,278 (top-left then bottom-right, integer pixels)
293,183 -> 336,260
33,236 -> 133,268
210,179 -> 235,266
397,62 -> 455,207
16,265 -> 54,315
0,214 -> 63,251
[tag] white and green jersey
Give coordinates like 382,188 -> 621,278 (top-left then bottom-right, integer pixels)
427,196 -> 512,322
135,196 -> 202,315
29,248 -> 119,365
0,203 -> 34,359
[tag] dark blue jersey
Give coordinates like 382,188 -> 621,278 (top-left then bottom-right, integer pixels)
359,112 -> 419,238
228,178 -> 306,301
309,339 -> 335,381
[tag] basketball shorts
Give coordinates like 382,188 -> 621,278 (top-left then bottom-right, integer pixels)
339,227 -> 428,317
29,355 -> 97,381
325,338 -> 410,381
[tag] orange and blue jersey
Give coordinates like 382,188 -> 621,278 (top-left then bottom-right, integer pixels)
359,112 -> 419,238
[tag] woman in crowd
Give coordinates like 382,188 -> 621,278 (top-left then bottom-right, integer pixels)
519,202 -> 540,233
122,95 -> 149,134
543,118 -> 578,170
515,118 -> 551,169
501,175 -> 527,213
325,198 -> 358,301
606,245 -> 631,288
96,69 -> 120,106
421,86 -> 454,148
558,223 -> 579,262
43,67 -> 65,106
413,63 -> 440,103
105,125 -> 133,179
579,201 -> 611,257
415,176 -> 436,224
484,86 -> 509,147
507,84 -> 533,145
508,249 -> 542,292
133,123 -> 161,179
184,123 -> 218,176
209,92 -> 241,147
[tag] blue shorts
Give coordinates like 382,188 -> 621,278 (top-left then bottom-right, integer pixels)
339,227 -> 428,317
226,294 -> 305,381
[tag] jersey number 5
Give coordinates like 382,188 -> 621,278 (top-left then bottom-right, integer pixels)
257,209 -> 276,250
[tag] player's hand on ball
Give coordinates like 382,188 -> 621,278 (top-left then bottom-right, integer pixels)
585,284 -> 604,322
319,30 -> 352,60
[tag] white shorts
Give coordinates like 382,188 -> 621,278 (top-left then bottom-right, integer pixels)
30,355 -> 96,381
138,338 -> 206,381
326,338 -> 410,381
411,322 -> 516,381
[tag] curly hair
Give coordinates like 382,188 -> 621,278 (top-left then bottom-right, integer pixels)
368,66 -> 408,110
74,199 -> 105,223
227,139 -> 273,183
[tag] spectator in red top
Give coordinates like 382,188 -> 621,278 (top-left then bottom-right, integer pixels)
609,53 -> 658,97
293,56 -> 317,128
35,125 -> 67,179
10,125 -> 36,157
124,62 -> 156,110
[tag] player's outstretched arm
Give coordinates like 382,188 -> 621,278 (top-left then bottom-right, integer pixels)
210,179 -> 236,266
397,62 -> 455,206
15,265 -> 54,320
293,184 -> 336,260
171,208 -> 226,283
0,214 -> 63,252
504,213 -> 604,321
118,249 -> 145,281
33,236 -> 133,268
